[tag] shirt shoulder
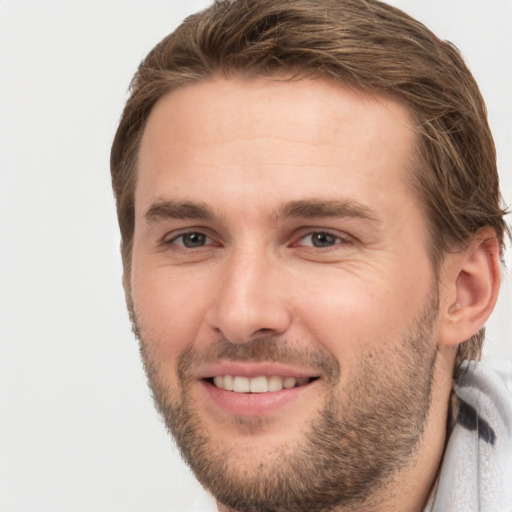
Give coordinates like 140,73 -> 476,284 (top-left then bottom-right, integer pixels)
428,359 -> 512,512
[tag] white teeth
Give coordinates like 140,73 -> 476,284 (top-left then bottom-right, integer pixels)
268,375 -> 284,392
223,375 -> 234,391
283,377 -> 297,389
249,376 -> 268,393
212,375 -> 310,393
233,376 -> 250,393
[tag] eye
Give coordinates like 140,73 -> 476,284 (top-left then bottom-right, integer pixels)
298,231 -> 350,248
169,232 -> 211,248
304,232 -> 338,247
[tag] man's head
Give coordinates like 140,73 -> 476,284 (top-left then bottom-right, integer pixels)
111,0 -> 506,365
111,1 -> 507,510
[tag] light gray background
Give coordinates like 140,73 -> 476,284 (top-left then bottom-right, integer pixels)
0,1 -> 510,511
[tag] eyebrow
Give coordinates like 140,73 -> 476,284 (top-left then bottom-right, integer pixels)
144,200 -> 216,223
143,198 -> 381,225
275,199 -> 381,225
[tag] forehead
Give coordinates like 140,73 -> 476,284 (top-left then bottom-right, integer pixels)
141,75 -> 415,154
136,76 -> 419,220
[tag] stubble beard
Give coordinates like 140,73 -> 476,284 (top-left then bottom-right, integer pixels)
133,291 -> 439,512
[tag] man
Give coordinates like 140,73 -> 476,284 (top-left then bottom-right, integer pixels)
110,0 -> 512,510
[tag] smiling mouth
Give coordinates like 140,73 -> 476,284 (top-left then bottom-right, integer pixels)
206,375 -> 319,393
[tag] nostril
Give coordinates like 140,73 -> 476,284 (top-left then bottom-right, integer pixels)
255,328 -> 273,335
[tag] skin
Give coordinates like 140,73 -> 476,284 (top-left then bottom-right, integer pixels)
129,76 -> 499,511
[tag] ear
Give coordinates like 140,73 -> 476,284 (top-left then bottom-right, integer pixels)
438,227 -> 501,348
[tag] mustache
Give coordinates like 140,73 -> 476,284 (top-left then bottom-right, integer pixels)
177,337 -> 341,384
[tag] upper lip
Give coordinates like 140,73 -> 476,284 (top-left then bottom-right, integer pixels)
195,361 -> 321,380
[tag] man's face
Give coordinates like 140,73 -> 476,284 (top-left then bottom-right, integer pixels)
131,77 -> 441,511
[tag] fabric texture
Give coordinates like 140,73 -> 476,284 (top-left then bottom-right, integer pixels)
189,359 -> 512,512
425,358 -> 512,512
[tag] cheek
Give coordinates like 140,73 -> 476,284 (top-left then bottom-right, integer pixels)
294,265 -> 431,363
131,264 -> 212,365
296,285 -> 386,361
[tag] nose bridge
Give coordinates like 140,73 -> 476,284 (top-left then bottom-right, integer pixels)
208,242 -> 291,343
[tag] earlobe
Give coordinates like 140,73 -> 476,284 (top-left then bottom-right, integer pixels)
438,228 -> 501,348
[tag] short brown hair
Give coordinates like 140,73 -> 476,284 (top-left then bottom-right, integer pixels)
111,0 -> 508,363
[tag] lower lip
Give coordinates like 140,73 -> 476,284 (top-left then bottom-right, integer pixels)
200,380 -> 315,416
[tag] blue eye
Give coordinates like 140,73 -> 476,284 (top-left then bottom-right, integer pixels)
172,232 -> 208,248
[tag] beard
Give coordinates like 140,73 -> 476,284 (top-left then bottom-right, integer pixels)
133,290 -> 439,512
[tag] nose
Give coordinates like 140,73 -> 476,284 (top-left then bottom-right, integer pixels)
206,248 -> 293,344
